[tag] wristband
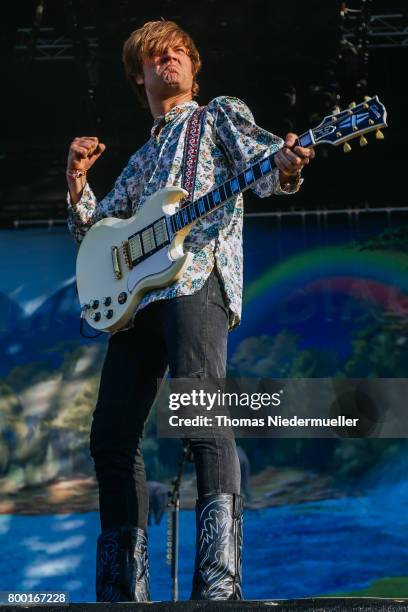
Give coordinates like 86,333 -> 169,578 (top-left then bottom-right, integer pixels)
66,169 -> 87,180
281,170 -> 301,190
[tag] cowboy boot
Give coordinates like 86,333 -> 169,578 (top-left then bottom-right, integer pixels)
96,524 -> 150,602
190,493 -> 243,600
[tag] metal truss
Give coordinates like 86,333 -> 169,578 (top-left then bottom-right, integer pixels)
16,26 -> 98,61
246,206 -> 408,218
341,8 -> 408,49
364,13 -> 408,49
5,206 -> 408,230
14,0 -> 102,127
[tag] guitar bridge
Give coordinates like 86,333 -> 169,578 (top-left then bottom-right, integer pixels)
111,245 -> 122,279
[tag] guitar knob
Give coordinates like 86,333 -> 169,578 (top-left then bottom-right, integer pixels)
333,106 -> 341,114
90,299 -> 99,309
343,142 -> 352,153
102,296 -> 112,306
90,312 -> 101,322
364,95 -> 371,101
376,130 -> 385,140
103,309 -> 114,319
349,101 -> 356,109
359,136 -> 368,147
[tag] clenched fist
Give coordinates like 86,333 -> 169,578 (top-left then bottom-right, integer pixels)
66,136 -> 106,205
67,136 -> 106,174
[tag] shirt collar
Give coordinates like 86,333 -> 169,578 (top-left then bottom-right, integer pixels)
151,100 -> 199,137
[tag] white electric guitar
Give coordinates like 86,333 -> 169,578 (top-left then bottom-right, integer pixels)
76,96 -> 387,332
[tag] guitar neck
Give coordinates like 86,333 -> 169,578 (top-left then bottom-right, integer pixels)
169,130 -> 312,234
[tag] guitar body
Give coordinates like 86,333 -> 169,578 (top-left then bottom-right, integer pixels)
76,186 -> 192,332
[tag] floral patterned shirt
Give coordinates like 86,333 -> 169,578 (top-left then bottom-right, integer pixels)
67,96 -> 302,331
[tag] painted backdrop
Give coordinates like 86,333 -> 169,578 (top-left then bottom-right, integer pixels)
1,212 -> 408,601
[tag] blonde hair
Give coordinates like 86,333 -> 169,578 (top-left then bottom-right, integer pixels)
122,20 -> 201,107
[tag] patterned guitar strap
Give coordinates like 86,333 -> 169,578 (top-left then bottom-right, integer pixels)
180,105 -> 207,206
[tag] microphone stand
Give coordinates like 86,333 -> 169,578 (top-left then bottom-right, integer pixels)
166,440 -> 194,602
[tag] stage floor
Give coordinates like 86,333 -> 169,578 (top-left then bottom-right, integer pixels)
1,597 -> 408,611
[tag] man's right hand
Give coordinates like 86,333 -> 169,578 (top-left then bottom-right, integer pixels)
67,136 -> 106,174
66,136 -> 106,205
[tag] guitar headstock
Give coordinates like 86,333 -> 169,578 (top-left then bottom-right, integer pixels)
309,96 -> 387,151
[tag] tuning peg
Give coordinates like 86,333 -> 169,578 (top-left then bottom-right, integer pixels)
343,142 -> 352,153
376,129 -> 385,140
349,101 -> 356,109
359,136 -> 368,147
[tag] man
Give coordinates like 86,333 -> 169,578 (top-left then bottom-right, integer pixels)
66,20 -> 314,602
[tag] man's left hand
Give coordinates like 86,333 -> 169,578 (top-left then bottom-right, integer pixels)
275,132 -> 315,180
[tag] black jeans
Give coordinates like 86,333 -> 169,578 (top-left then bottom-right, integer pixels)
90,267 -> 241,532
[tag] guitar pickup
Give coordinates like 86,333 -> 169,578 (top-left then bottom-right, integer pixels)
122,240 -> 133,270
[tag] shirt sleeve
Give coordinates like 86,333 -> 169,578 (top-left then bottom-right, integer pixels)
66,156 -> 136,244
210,96 -> 303,197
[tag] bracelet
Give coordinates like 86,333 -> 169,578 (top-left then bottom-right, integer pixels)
66,168 -> 87,180
281,170 -> 301,190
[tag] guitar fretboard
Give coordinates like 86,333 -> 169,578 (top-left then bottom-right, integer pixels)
169,130 -> 312,234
